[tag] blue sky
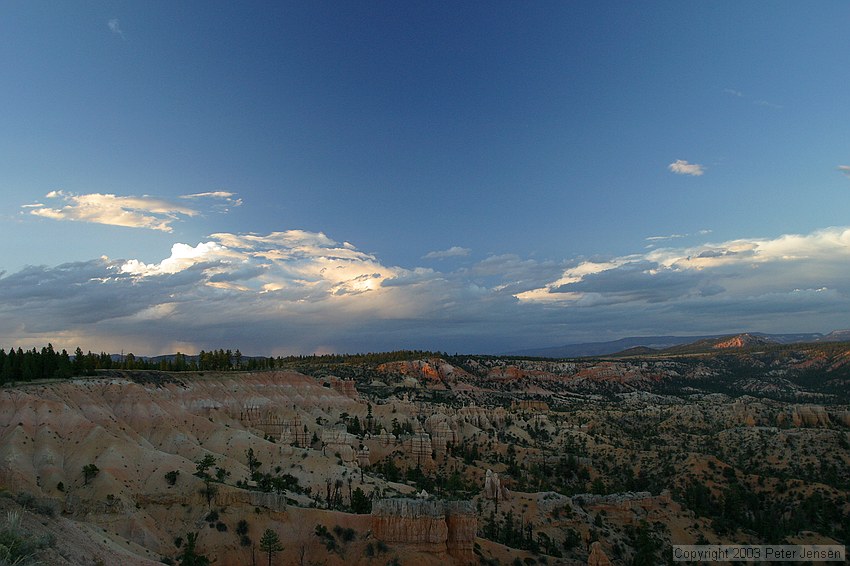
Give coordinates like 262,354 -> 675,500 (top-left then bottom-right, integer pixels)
2,2 -> 850,355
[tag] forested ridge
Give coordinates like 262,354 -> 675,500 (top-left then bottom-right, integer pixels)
0,345 -> 443,384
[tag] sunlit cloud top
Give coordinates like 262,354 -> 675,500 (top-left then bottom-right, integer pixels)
2,225 -> 850,355
24,191 -> 238,232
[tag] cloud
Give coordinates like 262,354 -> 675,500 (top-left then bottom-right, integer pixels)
723,88 -> 743,97
668,160 -> 705,176
2,226 -> 850,355
423,246 -> 471,259
181,191 -> 243,209
838,165 -> 850,178
23,191 -> 239,231
645,234 -> 686,242
107,19 -> 125,39
522,227 -> 850,307
26,191 -> 197,231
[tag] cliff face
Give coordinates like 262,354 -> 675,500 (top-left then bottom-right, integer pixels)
371,498 -> 476,563
444,501 -> 476,563
371,498 -> 448,553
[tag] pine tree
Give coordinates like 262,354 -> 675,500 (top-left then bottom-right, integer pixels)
259,529 -> 283,566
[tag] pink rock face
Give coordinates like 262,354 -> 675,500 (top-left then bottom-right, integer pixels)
371,498 -> 476,561
327,376 -> 359,399
376,358 -> 472,384
371,498 -> 448,553
445,501 -> 477,563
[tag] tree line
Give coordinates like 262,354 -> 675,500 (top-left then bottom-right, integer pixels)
0,344 -> 450,385
0,345 -> 254,383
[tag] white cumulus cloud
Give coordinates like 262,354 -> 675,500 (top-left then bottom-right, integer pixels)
668,160 -> 705,176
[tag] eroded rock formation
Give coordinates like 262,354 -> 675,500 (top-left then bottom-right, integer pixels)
371,498 -> 476,562
322,425 -> 357,464
327,376 -> 359,399
587,541 -> 613,566
408,432 -> 434,465
483,469 -> 509,502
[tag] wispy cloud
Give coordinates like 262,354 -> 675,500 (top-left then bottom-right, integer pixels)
668,160 -> 705,176
838,165 -> 850,178
645,234 -> 686,242
423,246 -> 471,260
723,88 -> 782,109
25,191 -> 199,232
181,191 -> 243,210
107,19 -> 125,39
645,230 -> 712,248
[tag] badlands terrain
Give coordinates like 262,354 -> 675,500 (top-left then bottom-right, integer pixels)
1,335 -> 849,565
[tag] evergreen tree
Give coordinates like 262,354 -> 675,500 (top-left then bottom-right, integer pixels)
259,529 -> 283,566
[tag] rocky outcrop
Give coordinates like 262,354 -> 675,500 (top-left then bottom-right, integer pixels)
787,405 -> 831,427
327,376 -> 359,399
713,334 -> 774,350
371,498 -> 476,562
214,486 -> 288,512
587,541 -> 612,566
456,406 -> 506,429
322,426 -> 357,464
424,414 -> 458,458
445,501 -> 476,563
371,498 -> 448,553
376,359 -> 471,384
408,432 -> 434,464
483,469 -> 509,502
356,445 -> 371,468
375,430 -> 397,446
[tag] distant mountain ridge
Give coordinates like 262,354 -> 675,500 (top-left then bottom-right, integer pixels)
508,330 -> 850,358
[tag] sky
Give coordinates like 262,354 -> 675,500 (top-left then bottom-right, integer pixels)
2,1 -> 850,356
